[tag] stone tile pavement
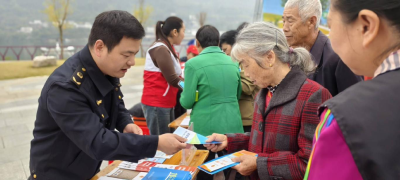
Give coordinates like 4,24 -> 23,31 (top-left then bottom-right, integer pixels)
0,66 -> 145,180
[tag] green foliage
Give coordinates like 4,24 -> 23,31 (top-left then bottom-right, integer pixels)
43,0 -> 73,29
42,0 -> 73,59
133,0 -> 153,26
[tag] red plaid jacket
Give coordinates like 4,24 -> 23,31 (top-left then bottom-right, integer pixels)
227,67 -> 332,180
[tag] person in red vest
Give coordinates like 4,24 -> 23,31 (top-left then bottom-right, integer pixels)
141,16 -> 185,135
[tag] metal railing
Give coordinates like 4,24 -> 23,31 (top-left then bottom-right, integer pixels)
0,44 -> 190,61
0,46 -> 85,61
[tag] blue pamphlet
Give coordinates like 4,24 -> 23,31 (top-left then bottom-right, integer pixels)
198,150 -> 258,175
142,167 -> 192,180
179,81 -> 184,88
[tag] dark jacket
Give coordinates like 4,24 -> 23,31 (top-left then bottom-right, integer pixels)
321,68 -> 400,180
239,64 -> 260,126
310,31 -> 363,96
29,46 -> 158,180
227,67 -> 332,180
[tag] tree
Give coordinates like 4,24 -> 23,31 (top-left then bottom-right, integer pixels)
281,0 -> 329,13
43,0 -> 72,59
133,0 -> 153,57
197,12 -> 207,27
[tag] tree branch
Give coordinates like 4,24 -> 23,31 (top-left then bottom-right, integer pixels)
61,0 -> 70,26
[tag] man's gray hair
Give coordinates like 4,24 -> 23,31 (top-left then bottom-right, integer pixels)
285,0 -> 322,30
231,22 -> 315,74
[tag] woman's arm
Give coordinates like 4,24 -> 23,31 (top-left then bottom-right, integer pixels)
180,63 -> 198,109
149,46 -> 183,89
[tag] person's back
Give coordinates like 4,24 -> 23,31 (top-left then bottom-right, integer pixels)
180,25 -> 243,137
182,46 -> 243,136
180,25 -> 243,180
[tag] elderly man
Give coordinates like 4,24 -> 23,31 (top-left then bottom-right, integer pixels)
283,0 -> 362,96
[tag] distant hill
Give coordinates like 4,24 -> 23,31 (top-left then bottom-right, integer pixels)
0,0 -> 256,46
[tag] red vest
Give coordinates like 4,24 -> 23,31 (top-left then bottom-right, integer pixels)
141,42 -> 182,108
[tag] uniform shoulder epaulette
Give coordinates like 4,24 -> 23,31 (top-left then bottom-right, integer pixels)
71,65 -> 87,88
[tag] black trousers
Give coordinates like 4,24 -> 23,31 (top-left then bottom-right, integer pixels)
243,126 -> 252,133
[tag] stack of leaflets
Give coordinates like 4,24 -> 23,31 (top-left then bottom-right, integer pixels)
118,161 -> 197,175
118,161 -> 158,172
103,148 -> 197,179
138,158 -> 166,164
198,150 -> 258,175
154,150 -> 173,159
106,168 -> 144,179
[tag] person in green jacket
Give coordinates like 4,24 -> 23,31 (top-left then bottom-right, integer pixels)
180,24 -> 244,180
180,25 -> 244,137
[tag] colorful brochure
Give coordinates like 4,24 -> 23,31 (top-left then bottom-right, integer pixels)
135,161 -> 158,172
179,82 -> 199,101
142,167 -> 192,180
138,158 -> 166,164
173,127 -> 221,144
198,150 -> 258,175
118,161 -> 158,172
154,164 -> 197,176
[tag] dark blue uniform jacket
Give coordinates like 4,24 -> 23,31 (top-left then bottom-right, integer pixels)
29,46 -> 158,180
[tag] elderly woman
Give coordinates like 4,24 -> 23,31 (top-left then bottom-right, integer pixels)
205,22 -> 331,180
304,0 -> 400,179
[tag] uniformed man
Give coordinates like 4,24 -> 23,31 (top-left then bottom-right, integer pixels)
29,10 -> 187,180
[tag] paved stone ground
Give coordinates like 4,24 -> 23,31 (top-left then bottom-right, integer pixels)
0,66 -> 145,180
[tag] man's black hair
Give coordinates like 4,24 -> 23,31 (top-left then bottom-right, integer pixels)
219,30 -> 238,48
196,25 -> 220,48
237,22 -> 249,32
88,10 -> 145,52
